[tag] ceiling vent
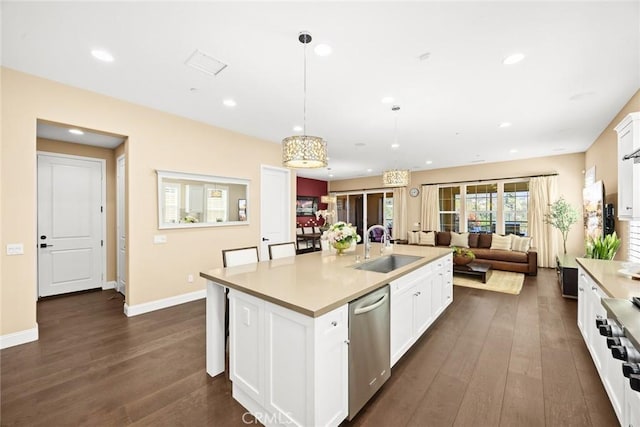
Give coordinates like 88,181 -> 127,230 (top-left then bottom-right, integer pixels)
185,49 -> 227,76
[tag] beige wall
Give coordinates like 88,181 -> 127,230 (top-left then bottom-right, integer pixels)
36,138 -> 118,282
585,90 -> 640,261
1,67 -> 294,337
330,153 -> 587,255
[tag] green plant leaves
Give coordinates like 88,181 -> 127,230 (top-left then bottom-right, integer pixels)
585,232 -> 621,260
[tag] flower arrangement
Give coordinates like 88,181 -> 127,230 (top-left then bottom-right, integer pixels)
315,209 -> 335,231
181,215 -> 199,223
323,221 -> 361,254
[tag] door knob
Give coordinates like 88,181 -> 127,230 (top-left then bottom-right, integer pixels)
40,243 -> 54,248
262,237 -> 270,241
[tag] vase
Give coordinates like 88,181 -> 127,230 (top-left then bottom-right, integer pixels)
332,240 -> 351,255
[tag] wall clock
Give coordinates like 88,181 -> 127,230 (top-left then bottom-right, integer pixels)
409,187 -> 420,197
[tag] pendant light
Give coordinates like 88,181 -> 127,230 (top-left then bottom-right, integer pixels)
282,32 -> 328,168
383,105 -> 410,187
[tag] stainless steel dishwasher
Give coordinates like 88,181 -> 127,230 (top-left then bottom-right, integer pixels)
348,284 -> 390,420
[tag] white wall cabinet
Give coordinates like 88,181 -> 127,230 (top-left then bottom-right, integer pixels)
615,112 -> 640,220
229,290 -> 348,427
390,254 -> 453,367
625,384 -> 640,427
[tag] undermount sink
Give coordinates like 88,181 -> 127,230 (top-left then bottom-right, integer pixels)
353,254 -> 423,274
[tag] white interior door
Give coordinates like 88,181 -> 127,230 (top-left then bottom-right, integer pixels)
37,153 -> 104,297
260,165 -> 291,260
116,155 -> 126,295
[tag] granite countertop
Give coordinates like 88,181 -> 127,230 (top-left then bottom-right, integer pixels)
200,243 -> 451,317
575,258 -> 640,299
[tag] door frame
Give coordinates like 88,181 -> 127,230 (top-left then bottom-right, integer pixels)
260,165 -> 291,260
36,151 -> 107,296
116,154 -> 126,295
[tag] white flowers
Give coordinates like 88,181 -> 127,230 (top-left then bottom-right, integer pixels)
323,221 -> 361,245
315,209 -> 335,222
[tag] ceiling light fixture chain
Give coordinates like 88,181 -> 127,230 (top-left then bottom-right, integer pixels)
383,104 -> 410,187
282,31 -> 327,169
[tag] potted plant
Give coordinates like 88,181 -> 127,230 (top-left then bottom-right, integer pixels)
452,246 -> 475,266
545,197 -> 579,254
585,232 -> 621,260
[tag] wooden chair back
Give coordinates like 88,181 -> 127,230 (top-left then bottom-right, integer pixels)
222,246 -> 259,267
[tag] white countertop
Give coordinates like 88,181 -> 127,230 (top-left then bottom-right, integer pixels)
201,243 -> 451,317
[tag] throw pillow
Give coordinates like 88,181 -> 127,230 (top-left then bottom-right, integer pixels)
408,231 -> 419,245
419,231 -> 436,246
490,233 -> 512,251
449,231 -> 469,248
511,235 -> 532,253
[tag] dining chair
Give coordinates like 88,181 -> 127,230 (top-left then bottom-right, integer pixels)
221,245 -> 260,373
268,242 -> 297,260
296,226 -> 307,249
222,246 -> 259,267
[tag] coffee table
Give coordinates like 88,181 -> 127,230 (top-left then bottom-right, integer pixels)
453,262 -> 492,284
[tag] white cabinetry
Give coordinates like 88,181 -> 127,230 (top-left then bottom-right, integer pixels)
577,267 -> 624,424
614,112 -> 640,220
625,385 -> 640,427
229,290 -> 348,427
390,254 -> 453,367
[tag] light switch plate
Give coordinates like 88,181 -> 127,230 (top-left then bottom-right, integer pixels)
153,235 -> 167,244
7,243 -> 24,255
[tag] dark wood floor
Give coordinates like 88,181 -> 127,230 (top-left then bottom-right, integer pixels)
1,269 -> 617,426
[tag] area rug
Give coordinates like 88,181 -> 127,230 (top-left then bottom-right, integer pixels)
453,270 -> 524,295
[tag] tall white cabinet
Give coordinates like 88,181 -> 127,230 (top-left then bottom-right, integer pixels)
614,112 -> 640,220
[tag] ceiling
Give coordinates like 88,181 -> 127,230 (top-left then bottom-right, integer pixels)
3,1 -> 639,181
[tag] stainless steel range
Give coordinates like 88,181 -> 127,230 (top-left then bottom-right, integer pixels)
597,297 -> 640,425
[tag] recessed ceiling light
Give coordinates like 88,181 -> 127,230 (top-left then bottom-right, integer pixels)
425,160 -> 433,165
189,87 -> 198,92
471,159 -> 486,163
510,149 -> 518,153
367,168 -> 373,173
553,147 -> 566,152
314,44 -> 332,56
503,53 -> 525,65
381,97 -> 395,104
328,174 -> 334,178
354,142 -> 366,147
69,129 -> 84,135
391,143 -> 400,149
293,125 -> 303,132
223,99 -> 236,107
499,122 -> 512,128
91,49 -> 114,62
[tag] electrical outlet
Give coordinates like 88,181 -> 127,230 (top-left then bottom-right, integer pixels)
153,235 -> 167,244
187,274 -> 194,283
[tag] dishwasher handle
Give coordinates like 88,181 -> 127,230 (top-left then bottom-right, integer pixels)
353,293 -> 388,315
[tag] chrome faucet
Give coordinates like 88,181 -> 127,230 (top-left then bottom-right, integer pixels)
364,224 -> 390,259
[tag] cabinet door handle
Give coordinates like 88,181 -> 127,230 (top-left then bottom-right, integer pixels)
578,287 -> 584,292
591,286 -> 597,291
344,339 -> 350,345
330,321 -> 337,327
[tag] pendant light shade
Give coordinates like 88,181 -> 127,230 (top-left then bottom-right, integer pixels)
282,31 -> 328,169
282,135 -> 327,168
382,169 -> 410,187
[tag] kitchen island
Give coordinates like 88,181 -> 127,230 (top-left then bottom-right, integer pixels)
200,243 -> 452,426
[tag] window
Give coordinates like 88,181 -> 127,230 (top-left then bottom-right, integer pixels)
466,183 -> 497,233
503,181 -> 529,236
383,192 -> 394,231
437,180 -> 529,235
205,186 -> 228,222
439,186 -> 461,232
162,183 -> 180,224
630,220 -> 640,262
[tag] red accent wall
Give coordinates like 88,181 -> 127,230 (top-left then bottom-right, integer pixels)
296,177 -> 328,226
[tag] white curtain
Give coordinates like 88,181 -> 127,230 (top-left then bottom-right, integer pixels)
392,187 -> 408,240
420,185 -> 440,231
529,176 -> 558,268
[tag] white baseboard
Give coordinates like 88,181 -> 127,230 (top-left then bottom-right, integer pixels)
0,324 -> 39,349
123,289 -> 206,317
103,281 -> 117,290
